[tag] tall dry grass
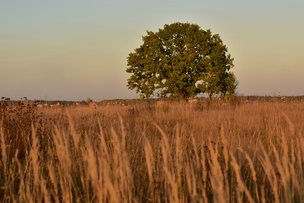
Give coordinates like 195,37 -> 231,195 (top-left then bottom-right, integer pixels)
0,99 -> 304,202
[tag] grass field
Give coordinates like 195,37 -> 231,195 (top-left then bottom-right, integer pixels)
1,98 -> 304,202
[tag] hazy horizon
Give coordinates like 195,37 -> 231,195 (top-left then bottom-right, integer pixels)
1,1 -> 304,101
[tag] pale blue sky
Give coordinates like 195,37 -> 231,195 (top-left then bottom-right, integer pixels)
1,0 -> 303,101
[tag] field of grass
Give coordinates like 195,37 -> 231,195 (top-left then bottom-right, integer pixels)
1,98 -> 304,202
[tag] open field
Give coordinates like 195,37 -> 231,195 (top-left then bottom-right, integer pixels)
1,98 -> 304,202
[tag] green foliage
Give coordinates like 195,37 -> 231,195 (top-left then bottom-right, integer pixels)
126,22 -> 237,100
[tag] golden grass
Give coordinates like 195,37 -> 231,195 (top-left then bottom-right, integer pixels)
0,99 -> 304,202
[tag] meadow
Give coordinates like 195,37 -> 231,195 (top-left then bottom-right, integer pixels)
0,97 -> 304,202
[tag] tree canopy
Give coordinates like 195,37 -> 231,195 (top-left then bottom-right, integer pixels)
126,22 -> 237,100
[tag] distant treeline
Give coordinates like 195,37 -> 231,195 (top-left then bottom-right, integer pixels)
1,95 -> 304,106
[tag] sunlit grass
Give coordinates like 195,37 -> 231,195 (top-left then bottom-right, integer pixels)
0,99 -> 304,202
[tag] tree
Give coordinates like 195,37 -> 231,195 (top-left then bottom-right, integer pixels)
126,22 -> 237,100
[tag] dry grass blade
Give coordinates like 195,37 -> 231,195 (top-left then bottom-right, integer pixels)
208,141 -> 226,202
0,128 -> 7,176
243,149 -> 260,202
230,152 -> 255,203
154,123 -> 179,202
281,111 -> 295,135
143,136 -> 154,184
259,140 -> 280,202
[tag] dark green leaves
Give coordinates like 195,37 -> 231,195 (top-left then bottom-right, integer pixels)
126,22 -> 237,100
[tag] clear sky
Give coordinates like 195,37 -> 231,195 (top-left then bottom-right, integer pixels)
1,0 -> 303,101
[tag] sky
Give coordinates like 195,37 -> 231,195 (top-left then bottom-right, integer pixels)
1,0 -> 304,101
